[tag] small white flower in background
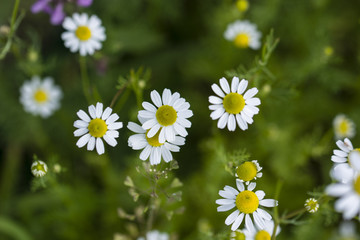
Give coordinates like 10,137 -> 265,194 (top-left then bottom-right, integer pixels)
224,20 -> 261,49
333,114 -> 356,140
216,180 -> 278,231
20,76 -> 62,118
236,160 -> 262,185
62,13 -> 106,56
73,102 -> 123,155
209,77 -> 260,131
243,220 -> 280,240
31,160 -> 48,177
139,89 -> 193,144
304,198 -> 319,213
230,230 -> 246,240
326,151 -> 360,220
137,230 -> 169,240
128,116 -> 185,165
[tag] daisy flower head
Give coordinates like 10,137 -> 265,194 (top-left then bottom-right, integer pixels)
138,89 -> 193,144
62,13 -> 106,56
73,102 -> 123,155
127,116 -> 185,165
230,230 -> 245,240
236,160 -> 262,185
216,179 -> 278,231
326,151 -> 360,220
31,160 -> 48,177
209,77 -> 260,131
224,20 -> 261,49
304,198 -> 319,213
243,220 -> 280,240
137,230 -> 169,240
333,114 -> 356,140
20,76 -> 62,118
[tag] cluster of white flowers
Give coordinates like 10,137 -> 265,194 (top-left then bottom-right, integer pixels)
216,159 -> 279,239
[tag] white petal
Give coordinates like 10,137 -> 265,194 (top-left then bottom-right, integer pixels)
349,151 -> 360,171
142,119 -> 158,130
211,83 -> 225,98
209,96 -> 223,104
101,107 -> 112,120
147,124 -> 161,138
108,122 -> 123,130
236,114 -> 248,130
127,122 -> 145,133
219,190 -> 236,199
158,127 -> 166,144
173,123 -> 188,137
139,145 -> 152,160
326,183 -> 352,196
218,204 -> 236,212
96,138 -> 105,155
161,146 -> 173,162
237,79 -> 248,94
344,138 -> 354,149
74,120 -> 89,128
231,213 -> 244,231
150,90 -> 162,107
106,113 -> 119,124
220,77 -> 230,94
248,182 -> 256,191
253,211 -> 265,229
259,199 -> 278,207
256,208 -> 272,221
77,110 -> 90,122
224,186 -> 239,196
76,133 -> 91,148
88,105 -> 96,118
227,114 -> 236,131
255,190 -> 265,200
334,150 -> 348,158
231,77 -> 240,92
243,88 -> 258,100
245,214 -> 255,233
74,128 -> 88,137
225,210 -> 240,225
246,98 -> 261,106
139,110 -> 156,119
210,107 -> 225,120
336,140 -> 351,152
95,102 -> 103,118
209,104 -> 223,110
217,112 -> 229,129
236,179 -> 245,192
87,136 -> 96,151
216,199 -> 236,205
103,134 -> 117,147
142,101 -> 157,112
165,126 -> 176,142
162,88 -> 171,105
331,155 -> 347,163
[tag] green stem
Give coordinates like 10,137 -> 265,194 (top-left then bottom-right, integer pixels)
79,56 -> 92,103
271,180 -> 283,240
110,83 -> 128,109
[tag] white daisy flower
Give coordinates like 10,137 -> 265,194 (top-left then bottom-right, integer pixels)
326,151 -> 360,220
224,20 -> 261,49
61,13 -> 106,56
20,76 -> 62,118
137,230 -> 169,240
73,102 -> 123,155
216,180 -> 278,231
304,198 -> 319,213
127,116 -> 185,165
138,89 -> 193,144
230,230 -> 245,240
209,77 -> 260,131
243,220 -> 280,240
236,160 -> 262,185
333,114 -> 356,140
31,160 -> 48,177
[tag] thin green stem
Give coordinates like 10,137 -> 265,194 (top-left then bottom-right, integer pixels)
110,83 -> 128,109
79,56 -> 92,103
271,180 -> 283,240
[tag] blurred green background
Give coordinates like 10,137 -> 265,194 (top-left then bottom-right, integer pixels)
1,0 -> 360,239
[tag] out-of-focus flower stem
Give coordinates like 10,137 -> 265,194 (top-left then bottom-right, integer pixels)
79,56 -> 92,104
271,179 -> 283,240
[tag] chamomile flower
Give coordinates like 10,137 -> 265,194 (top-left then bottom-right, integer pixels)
230,230 -> 246,240
209,77 -> 260,131
333,114 -> 356,140
224,20 -> 261,49
304,198 -> 319,213
139,89 -> 193,144
326,151 -> 360,220
62,13 -> 106,56
20,76 -> 62,118
236,160 -> 262,185
128,116 -> 185,165
216,180 -> 278,231
243,220 -> 280,240
137,230 -> 169,240
31,160 -> 48,177
73,102 -> 123,155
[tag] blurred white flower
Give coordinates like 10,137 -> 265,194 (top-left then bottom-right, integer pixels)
127,116 -> 185,165
224,20 -> 261,49
209,77 -> 260,131
137,230 -> 169,240
333,114 -> 355,140
62,13 -> 106,56
20,76 -> 62,118
230,230 -> 246,240
236,160 -> 262,185
31,160 -> 48,177
243,219 -> 280,240
73,102 -> 123,155
216,180 -> 277,231
138,89 -> 193,144
304,198 -> 319,213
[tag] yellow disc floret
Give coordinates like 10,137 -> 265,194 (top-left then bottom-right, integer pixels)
304,198 -> 319,213
236,190 -> 259,214
354,175 -> 360,195
236,0 -> 249,12
32,162 -> 46,172
255,230 -> 271,240
75,26 -> 92,41
146,130 -> 164,147
223,93 -> 245,114
88,118 -> 108,138
34,89 -> 48,103
237,161 -> 258,182
338,120 -> 349,135
233,231 -> 246,240
234,33 -> 250,48
156,105 -> 177,126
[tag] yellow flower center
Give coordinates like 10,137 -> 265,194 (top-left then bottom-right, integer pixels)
146,130 -> 164,147
233,231 -> 246,240
354,175 -> 360,195
236,190 -> 259,214
305,198 -> 319,213
324,46 -> 333,56
34,89 -> 48,103
75,26 -> 92,41
32,162 -> 46,172
255,230 -> 271,240
223,93 -> 245,114
156,105 -> 177,126
338,120 -> 349,134
236,0 -> 249,12
88,118 -> 108,138
237,162 -> 258,182
234,33 -> 250,48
